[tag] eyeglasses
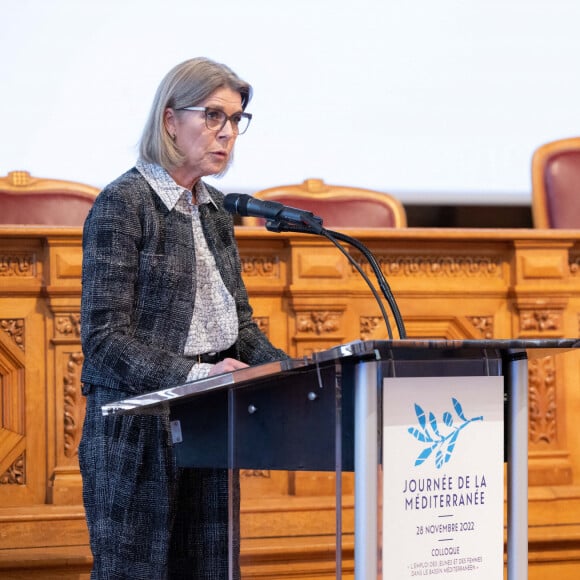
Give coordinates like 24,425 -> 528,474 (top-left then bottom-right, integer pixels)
178,106 -> 252,135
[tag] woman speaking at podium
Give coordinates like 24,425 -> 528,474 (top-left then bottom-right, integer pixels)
78,57 -> 287,579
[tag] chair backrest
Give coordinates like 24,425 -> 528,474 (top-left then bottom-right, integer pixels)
240,178 -> 407,228
531,137 -> 580,228
0,170 -> 99,226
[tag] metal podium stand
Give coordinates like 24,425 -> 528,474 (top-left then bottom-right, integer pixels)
102,338 -> 579,580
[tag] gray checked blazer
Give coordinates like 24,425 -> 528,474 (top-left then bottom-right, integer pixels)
80,167 -> 287,395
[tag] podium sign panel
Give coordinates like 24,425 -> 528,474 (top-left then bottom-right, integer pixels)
382,376 -> 504,578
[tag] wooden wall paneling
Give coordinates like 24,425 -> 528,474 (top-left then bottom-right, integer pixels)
0,299 -> 46,507
237,235 -> 290,360
0,235 -> 47,508
2,226 -> 580,578
44,235 -> 85,506
512,240 -> 576,488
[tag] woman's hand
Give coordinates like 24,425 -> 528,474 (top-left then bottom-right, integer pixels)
208,357 -> 249,376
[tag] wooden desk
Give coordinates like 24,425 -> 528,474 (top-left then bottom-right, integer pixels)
1,226 -> 579,578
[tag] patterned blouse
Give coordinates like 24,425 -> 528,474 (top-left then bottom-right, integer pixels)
81,161 -> 286,395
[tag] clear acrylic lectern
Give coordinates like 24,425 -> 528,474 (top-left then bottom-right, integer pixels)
102,338 -> 579,580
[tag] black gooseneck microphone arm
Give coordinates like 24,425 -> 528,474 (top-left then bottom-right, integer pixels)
268,220 -> 394,339
265,219 -> 407,340
325,228 -> 406,339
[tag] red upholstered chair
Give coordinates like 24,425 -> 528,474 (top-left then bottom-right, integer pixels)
531,137 -> 580,228
0,170 -> 99,226
240,178 -> 407,228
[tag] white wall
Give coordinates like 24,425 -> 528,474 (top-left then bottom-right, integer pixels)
1,0 -> 579,205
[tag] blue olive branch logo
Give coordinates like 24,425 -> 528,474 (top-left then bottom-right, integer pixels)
407,398 -> 483,469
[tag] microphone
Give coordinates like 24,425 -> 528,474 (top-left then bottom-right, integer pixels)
224,193 -> 323,232
224,192 -> 407,339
